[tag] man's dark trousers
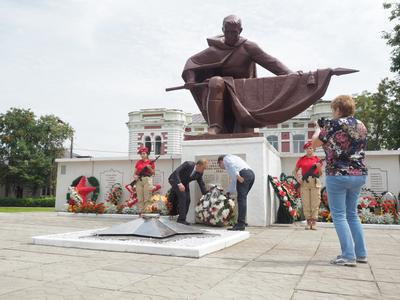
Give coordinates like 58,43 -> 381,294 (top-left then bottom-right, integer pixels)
170,183 -> 191,222
236,169 -> 255,226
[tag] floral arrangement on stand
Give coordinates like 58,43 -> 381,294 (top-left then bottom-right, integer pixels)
195,185 -> 235,226
358,189 -> 398,224
142,194 -> 169,215
268,174 -> 302,223
66,176 -> 104,214
105,183 -> 166,215
318,187 -> 399,224
319,187 -> 332,222
106,183 -> 123,206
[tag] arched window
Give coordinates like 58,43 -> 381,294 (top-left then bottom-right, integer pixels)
293,134 -> 305,153
155,136 -> 162,155
266,135 -> 279,151
144,136 -> 152,153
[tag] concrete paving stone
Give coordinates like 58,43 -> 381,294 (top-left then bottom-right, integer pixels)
0,248 -> 68,264
196,292 -> 273,300
243,260 -> 306,275
255,251 -> 312,263
267,247 -> 316,256
207,248 -> 267,260
0,281 -> 111,300
373,268 -> 400,283
304,264 -> 374,281
368,255 -> 400,270
158,265 -> 234,282
5,243 -> 105,257
63,269 -> 151,290
252,230 -> 293,240
292,290 -> 375,300
122,253 -> 195,266
378,281 -> 400,297
185,257 -> 248,270
0,213 -> 399,299
3,260 -> 113,281
297,274 -> 380,298
0,258 -> 39,274
198,271 -> 299,300
98,291 -> 172,300
0,275 -> 41,296
121,274 -> 215,299
102,260 -> 178,275
367,246 -> 399,256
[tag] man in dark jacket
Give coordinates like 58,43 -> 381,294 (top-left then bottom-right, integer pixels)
168,159 -> 208,225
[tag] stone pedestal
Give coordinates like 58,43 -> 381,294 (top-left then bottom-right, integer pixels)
181,136 -> 281,226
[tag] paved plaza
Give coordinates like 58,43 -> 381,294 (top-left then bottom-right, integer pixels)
0,213 -> 399,300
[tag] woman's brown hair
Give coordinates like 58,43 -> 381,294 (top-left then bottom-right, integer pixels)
331,95 -> 355,117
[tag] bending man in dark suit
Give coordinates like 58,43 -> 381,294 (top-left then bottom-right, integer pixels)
168,159 -> 208,225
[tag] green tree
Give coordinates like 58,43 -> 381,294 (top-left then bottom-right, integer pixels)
383,2 -> 400,74
354,79 -> 399,150
353,3 -> 400,150
0,108 -> 73,197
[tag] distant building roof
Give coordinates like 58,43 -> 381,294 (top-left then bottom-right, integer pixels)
60,149 -> 90,159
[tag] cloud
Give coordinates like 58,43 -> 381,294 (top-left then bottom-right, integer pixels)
0,0 -> 393,156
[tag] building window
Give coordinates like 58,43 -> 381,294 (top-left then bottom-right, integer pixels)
281,132 -> 290,140
144,136 -> 152,153
60,165 -> 66,175
266,135 -> 279,151
282,141 -> 290,152
155,136 -> 162,155
293,122 -> 305,128
293,134 -> 305,153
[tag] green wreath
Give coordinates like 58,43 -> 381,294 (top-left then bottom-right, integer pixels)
66,176 -> 100,202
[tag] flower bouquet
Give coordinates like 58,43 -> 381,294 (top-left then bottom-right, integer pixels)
195,185 -> 235,226
106,183 -> 123,206
142,193 -> 169,215
319,187 -> 399,224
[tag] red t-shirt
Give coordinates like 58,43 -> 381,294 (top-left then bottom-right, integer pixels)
135,159 -> 155,176
295,155 -> 321,176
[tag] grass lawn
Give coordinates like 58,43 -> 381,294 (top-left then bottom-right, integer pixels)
0,207 -> 55,213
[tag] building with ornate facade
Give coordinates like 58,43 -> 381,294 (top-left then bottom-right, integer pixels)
127,100 -> 332,156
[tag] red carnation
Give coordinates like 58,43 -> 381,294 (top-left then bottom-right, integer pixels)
286,201 -> 292,207
290,210 -> 297,217
279,190 -> 286,197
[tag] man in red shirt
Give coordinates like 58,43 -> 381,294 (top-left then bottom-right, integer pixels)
134,146 -> 155,212
293,141 -> 323,230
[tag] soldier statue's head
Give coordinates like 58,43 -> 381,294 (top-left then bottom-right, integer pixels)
222,15 -> 242,46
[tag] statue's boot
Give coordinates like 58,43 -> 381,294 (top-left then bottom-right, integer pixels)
207,99 -> 224,134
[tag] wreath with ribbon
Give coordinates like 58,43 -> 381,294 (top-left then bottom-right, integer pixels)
66,176 -> 100,202
268,173 -> 302,223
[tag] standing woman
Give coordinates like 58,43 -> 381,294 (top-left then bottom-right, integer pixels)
134,146 -> 155,212
312,95 -> 368,267
293,142 -> 323,230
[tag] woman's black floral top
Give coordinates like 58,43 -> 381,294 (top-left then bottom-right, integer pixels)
319,117 -> 368,176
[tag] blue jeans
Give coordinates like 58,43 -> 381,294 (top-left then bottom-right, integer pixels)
326,175 -> 367,260
236,169 -> 255,226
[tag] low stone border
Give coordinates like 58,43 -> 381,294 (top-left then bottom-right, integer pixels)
57,212 -> 141,219
32,228 -> 250,258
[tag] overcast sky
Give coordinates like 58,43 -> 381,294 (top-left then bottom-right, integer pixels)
0,0 -> 394,157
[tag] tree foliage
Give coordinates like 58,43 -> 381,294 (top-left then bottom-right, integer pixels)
383,2 -> 400,74
0,108 -> 73,196
354,79 -> 400,150
353,3 -> 400,150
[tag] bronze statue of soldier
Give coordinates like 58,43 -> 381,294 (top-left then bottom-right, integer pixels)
166,15 -> 357,135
